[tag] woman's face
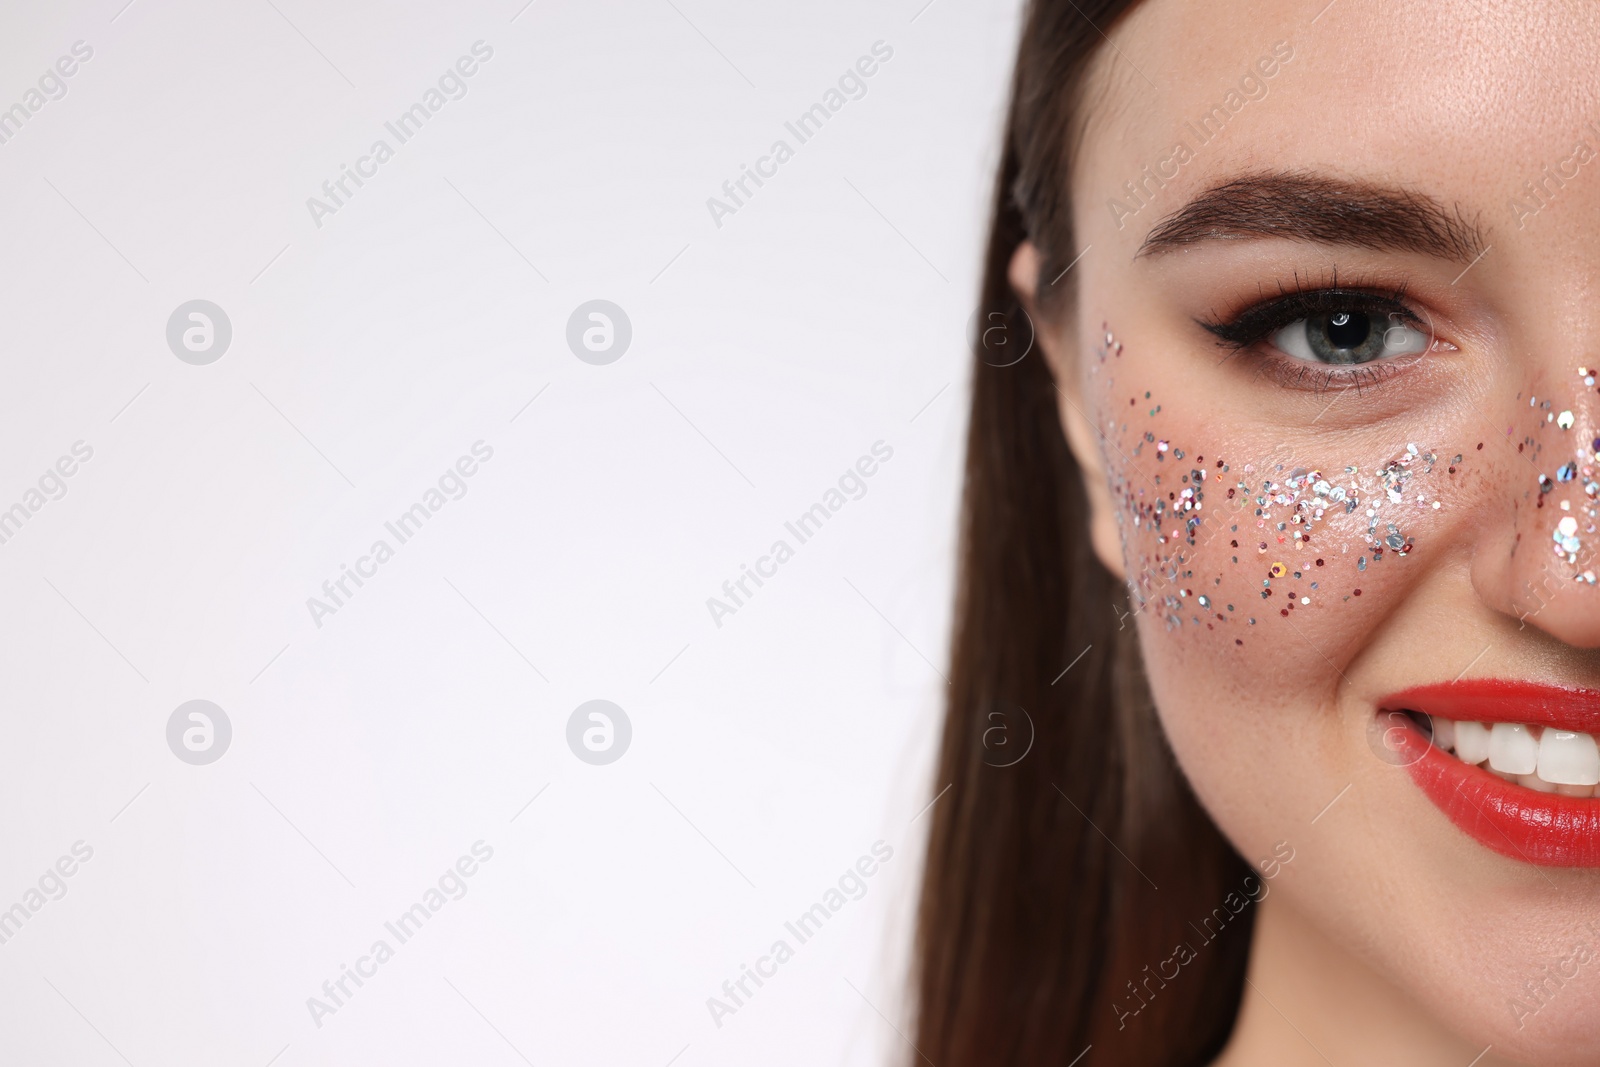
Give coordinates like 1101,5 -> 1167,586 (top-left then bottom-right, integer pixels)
1037,0 -> 1600,1060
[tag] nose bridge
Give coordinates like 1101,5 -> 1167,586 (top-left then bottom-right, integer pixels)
1474,363 -> 1600,644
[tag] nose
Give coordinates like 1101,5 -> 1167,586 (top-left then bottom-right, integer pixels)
1471,373 -> 1600,648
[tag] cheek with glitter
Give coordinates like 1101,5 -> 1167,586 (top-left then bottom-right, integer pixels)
1090,322 -> 1469,648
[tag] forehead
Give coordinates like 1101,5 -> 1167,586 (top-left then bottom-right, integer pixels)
1074,0 -> 1600,240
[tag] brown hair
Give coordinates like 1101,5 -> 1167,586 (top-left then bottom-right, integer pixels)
911,2 -> 1256,1064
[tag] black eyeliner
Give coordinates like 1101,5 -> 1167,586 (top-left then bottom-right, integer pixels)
1199,286 -> 1421,350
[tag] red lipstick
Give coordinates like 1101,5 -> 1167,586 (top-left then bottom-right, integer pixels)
1386,679 -> 1600,734
1382,680 -> 1600,868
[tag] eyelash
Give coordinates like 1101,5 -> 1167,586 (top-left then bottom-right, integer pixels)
1199,283 -> 1428,392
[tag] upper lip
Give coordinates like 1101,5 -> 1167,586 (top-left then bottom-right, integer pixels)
1379,678 -> 1600,734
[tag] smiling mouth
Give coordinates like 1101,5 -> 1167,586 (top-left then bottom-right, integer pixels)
1413,712 -> 1600,797
1381,679 -> 1600,868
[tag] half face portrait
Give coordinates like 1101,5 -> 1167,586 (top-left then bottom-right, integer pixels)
915,3 -> 1600,1065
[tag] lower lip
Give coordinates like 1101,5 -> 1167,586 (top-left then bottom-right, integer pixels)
1397,721 -> 1600,867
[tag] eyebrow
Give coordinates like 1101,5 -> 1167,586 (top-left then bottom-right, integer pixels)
1136,171 -> 1487,262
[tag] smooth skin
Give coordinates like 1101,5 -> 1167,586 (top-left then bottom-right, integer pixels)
1011,1 -> 1600,1063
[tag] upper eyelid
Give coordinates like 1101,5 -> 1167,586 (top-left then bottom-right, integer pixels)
1228,288 -> 1420,323
1201,289 -> 1423,346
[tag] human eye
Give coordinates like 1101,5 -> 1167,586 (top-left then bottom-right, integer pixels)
1200,286 -> 1446,387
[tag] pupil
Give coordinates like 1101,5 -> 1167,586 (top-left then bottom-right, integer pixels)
1326,311 -> 1369,349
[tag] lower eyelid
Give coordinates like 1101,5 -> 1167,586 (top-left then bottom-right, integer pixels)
1253,351 -> 1419,392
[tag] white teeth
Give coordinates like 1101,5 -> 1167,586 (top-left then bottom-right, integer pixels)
1422,714 -> 1600,797
1537,730 -> 1600,786
1454,720 -> 1491,765
1488,723 -> 1540,775
1430,717 -> 1455,753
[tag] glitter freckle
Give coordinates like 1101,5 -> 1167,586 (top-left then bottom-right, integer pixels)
1102,363 -> 1477,633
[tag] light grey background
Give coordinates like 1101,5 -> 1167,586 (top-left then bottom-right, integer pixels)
0,1 -> 1018,1063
